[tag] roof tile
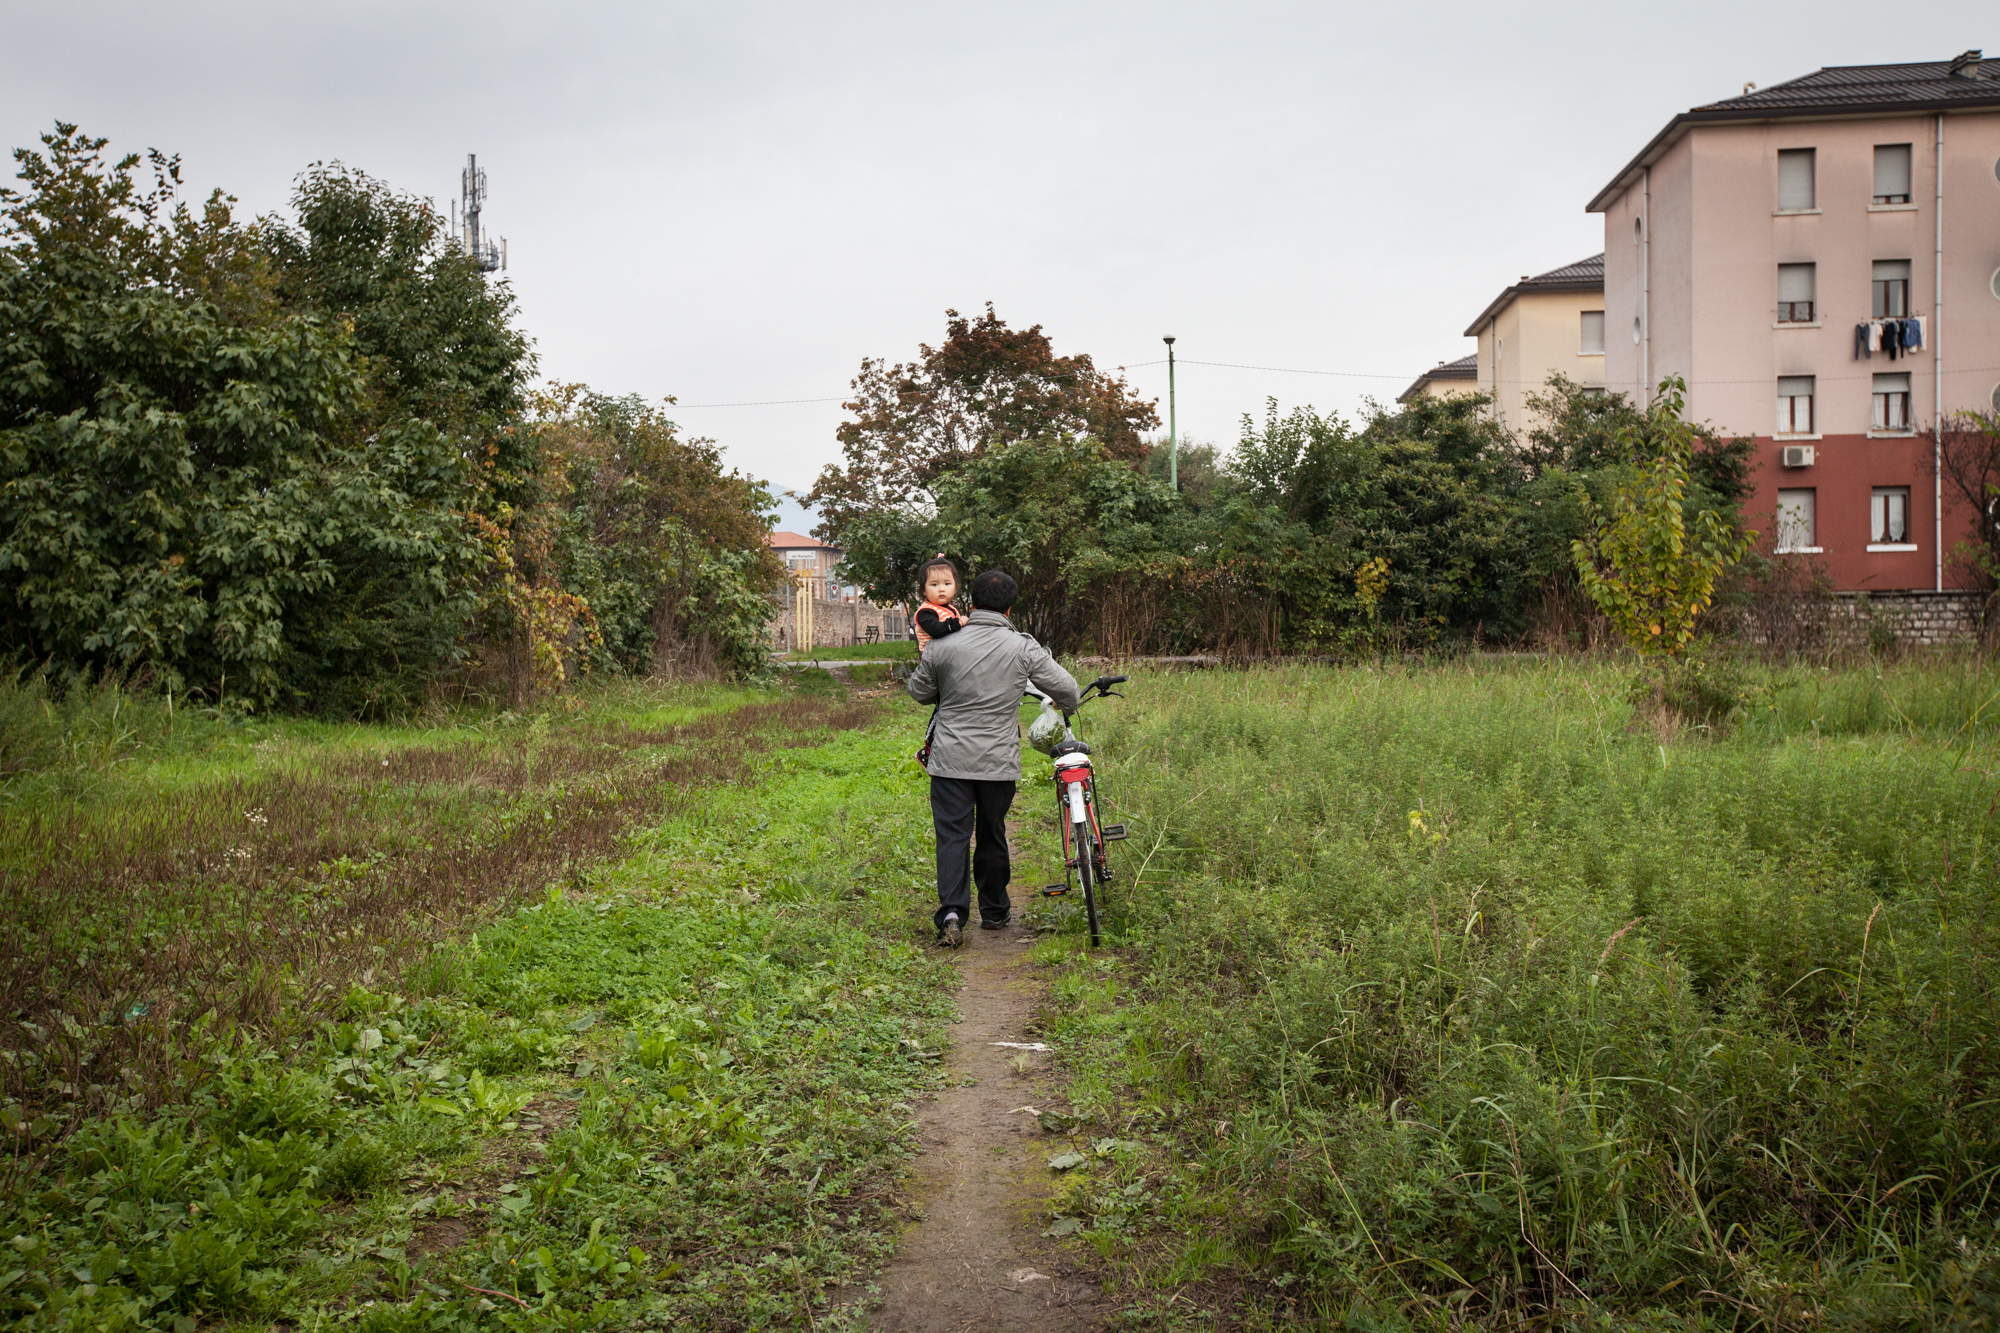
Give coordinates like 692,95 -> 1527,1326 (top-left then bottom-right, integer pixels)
1698,58 -> 1996,113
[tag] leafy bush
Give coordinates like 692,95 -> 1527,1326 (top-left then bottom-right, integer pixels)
0,125 -> 782,716
0,127 -> 492,714
1572,377 -> 1753,660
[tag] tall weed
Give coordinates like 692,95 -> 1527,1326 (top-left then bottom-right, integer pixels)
1044,658 -> 2000,1326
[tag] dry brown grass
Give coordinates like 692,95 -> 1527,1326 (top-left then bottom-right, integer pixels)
0,695 -> 876,1118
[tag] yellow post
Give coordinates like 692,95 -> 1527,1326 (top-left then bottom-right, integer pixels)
794,571 -> 815,652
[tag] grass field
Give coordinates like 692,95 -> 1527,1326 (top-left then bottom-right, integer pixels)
1032,658 -> 2000,1329
9,657 -> 1999,1331
0,673 -> 968,1331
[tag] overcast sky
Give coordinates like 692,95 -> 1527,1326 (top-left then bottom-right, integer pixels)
5,1 -> 1992,526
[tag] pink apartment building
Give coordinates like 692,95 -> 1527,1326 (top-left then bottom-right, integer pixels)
1588,51 -> 2000,593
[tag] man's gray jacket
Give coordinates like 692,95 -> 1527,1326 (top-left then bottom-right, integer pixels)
907,609 -> 1080,781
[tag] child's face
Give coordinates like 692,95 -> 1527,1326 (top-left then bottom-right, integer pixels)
924,569 -> 957,604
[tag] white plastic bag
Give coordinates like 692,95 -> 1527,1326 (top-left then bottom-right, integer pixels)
1027,706 -> 1067,755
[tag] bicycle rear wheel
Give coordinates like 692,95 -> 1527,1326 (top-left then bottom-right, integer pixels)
1075,818 -> 1101,947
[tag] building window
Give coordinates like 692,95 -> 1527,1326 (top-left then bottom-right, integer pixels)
1778,148 -> 1816,210
1777,263 -> 1815,323
1776,489 -> 1817,552
1579,311 -> 1605,354
1872,373 -> 1912,431
1873,144 -> 1913,204
1873,260 -> 1912,317
1777,376 -> 1815,435
1872,487 -> 1910,543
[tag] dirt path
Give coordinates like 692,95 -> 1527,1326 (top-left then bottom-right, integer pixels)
864,917 -> 1109,1332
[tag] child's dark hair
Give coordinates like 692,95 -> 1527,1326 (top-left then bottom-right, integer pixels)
916,554 -> 960,602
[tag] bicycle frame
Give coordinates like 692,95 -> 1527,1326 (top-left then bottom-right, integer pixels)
1038,675 -> 1127,947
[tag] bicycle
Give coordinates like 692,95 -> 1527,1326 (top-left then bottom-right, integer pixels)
1029,674 -> 1129,948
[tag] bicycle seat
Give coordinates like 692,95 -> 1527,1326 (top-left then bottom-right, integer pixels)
1051,739 -> 1091,758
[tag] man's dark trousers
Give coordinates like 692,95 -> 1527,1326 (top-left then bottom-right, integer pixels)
931,776 -> 1015,931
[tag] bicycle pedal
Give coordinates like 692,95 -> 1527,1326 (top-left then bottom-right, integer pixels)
1100,824 -> 1128,841
1041,883 -> 1070,897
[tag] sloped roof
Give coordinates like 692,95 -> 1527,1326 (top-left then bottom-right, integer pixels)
1463,255 -> 1605,337
1695,56 -> 1998,113
766,530 -> 839,551
1397,353 -> 1479,404
1588,53 -> 2000,212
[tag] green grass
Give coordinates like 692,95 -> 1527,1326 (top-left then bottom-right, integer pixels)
777,640 -> 917,662
0,677 -> 968,1330
1031,656 -> 2000,1330
23,652 -> 1996,1329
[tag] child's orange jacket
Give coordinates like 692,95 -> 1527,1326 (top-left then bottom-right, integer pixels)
913,600 -> 963,651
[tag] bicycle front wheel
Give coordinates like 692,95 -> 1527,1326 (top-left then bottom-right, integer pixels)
1075,818 -> 1101,948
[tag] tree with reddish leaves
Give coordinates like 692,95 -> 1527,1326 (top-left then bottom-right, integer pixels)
807,304 -> 1157,543
1934,412 -> 2000,588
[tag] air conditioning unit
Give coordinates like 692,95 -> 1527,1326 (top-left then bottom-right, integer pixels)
1781,445 -> 1816,468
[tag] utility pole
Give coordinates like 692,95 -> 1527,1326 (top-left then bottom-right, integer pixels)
1163,335 -> 1178,491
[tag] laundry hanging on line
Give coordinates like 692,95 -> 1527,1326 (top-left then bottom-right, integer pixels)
1852,316 -> 1924,360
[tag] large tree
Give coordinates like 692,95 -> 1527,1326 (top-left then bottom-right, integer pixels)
807,304 -> 1157,543
539,388 -> 785,680
0,126 -> 490,712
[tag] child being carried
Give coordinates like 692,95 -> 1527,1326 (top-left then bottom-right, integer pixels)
913,555 -> 963,651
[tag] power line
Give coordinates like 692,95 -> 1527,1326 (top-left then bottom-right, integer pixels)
1119,357 -> 1409,381
673,395 -> 847,409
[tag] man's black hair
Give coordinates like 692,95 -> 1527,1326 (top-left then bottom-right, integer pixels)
969,569 -> 1018,612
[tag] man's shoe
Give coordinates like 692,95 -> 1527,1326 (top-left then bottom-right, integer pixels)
979,914 -> 1010,930
938,913 -> 963,948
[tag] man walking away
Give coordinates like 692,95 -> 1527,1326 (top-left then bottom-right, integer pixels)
906,569 -> 1080,946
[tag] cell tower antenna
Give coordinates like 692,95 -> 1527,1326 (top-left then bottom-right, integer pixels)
460,153 -> 505,273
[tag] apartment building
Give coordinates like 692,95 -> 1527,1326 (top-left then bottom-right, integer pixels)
1461,255 -> 1607,428
1397,353 -> 1479,405
1588,51 -> 2000,592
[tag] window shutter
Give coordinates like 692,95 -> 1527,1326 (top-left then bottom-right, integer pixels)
1777,149 -> 1815,210
1873,373 -> 1911,394
1777,376 -> 1815,397
1777,264 -> 1815,302
1873,144 -> 1913,199
1873,260 -> 1912,282
1579,311 -> 1605,355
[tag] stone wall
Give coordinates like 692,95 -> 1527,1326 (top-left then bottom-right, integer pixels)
768,591 -> 910,653
1828,590 -> 1990,648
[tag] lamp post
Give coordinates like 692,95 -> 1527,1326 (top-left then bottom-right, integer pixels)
1162,335 -> 1178,492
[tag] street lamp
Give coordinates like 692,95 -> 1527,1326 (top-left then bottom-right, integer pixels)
1162,335 -> 1177,492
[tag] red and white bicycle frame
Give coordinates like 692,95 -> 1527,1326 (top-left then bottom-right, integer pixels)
1052,751 -> 1108,883
1035,673 -> 1127,948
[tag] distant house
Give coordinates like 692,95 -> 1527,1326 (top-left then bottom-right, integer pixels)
765,531 -> 843,587
1397,353 -> 1480,405
1586,50 -> 2000,593
764,530 -> 911,649
1462,254 -> 1607,429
